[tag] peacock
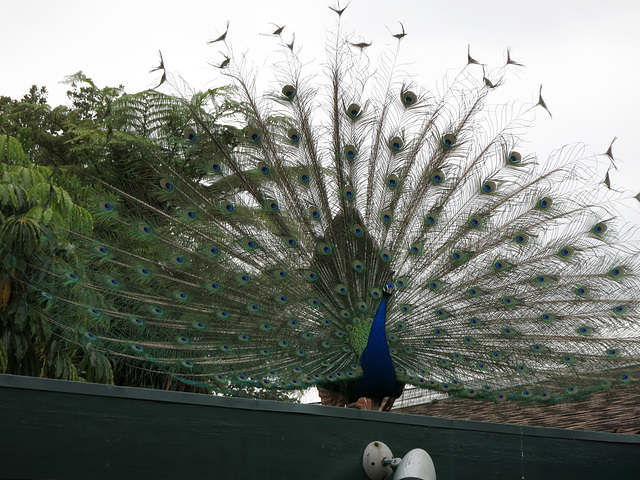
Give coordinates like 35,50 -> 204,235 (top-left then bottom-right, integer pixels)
32,5 -> 640,411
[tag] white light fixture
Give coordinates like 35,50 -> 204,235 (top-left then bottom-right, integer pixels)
362,441 -> 436,480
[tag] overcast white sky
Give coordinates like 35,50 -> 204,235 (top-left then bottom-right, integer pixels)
2,0 -> 639,193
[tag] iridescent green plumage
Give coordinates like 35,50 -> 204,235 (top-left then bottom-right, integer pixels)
30,9 -> 640,406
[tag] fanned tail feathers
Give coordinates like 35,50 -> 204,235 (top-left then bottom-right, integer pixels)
33,15 -> 640,403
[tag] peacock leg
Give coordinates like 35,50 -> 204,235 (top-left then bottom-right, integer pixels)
379,397 -> 396,412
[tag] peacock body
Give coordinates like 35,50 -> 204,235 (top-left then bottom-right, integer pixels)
35,7 -> 640,408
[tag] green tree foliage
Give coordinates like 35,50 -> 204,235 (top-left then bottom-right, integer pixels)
0,134 -> 112,382
0,78 -> 297,401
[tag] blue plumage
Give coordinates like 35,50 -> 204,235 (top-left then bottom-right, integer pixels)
354,293 -> 404,403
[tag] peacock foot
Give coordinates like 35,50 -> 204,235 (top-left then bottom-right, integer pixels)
346,397 -> 396,412
347,397 -> 374,410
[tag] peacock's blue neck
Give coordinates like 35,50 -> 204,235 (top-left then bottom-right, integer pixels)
365,296 -> 392,359
355,296 -> 399,398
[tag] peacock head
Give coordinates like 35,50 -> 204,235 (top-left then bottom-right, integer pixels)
383,271 -> 396,298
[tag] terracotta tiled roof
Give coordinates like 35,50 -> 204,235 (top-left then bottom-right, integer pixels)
396,385 -> 640,433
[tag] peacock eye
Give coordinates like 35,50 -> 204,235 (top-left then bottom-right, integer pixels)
344,145 -> 357,158
309,206 -> 321,219
282,85 -> 296,99
482,181 -> 497,193
386,174 -> 400,189
247,128 -> 260,142
401,90 -> 417,106
431,170 -> 445,184
538,197 -> 552,209
507,151 -> 522,164
441,133 -> 456,148
287,128 -> 300,142
468,216 -> 482,228
425,213 -> 438,226
389,136 -> 404,151
347,103 -> 361,118
258,162 -> 271,175
184,128 -> 196,142
592,222 -> 607,234
298,169 -> 310,183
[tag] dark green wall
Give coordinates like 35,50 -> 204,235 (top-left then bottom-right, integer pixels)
0,375 -> 637,479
